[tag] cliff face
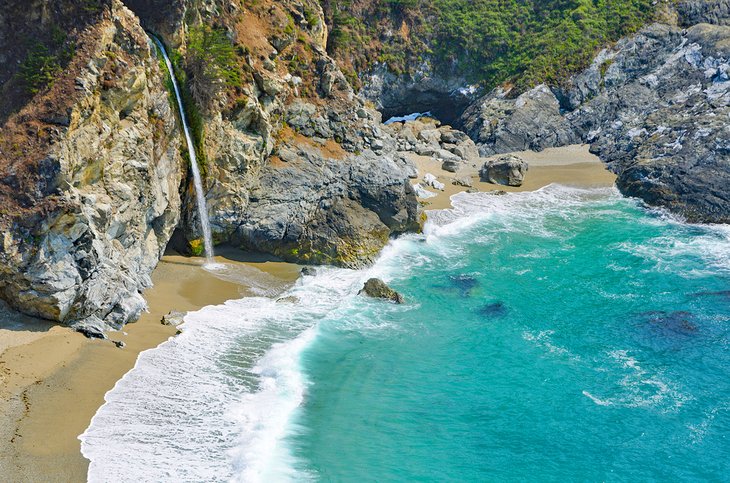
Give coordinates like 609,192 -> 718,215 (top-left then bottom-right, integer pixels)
461,4 -> 730,223
0,2 -> 183,332
0,1 -> 183,332
128,0 -> 419,267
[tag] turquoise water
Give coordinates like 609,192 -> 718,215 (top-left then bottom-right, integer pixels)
289,187 -> 730,481
81,186 -> 730,482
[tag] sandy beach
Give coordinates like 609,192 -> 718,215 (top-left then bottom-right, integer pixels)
410,144 -> 617,210
0,144 -> 615,482
0,248 -> 301,482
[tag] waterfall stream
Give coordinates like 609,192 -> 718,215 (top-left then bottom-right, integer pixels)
151,35 -> 214,262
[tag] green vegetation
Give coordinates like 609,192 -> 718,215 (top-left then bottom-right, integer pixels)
17,27 -> 74,95
323,0 -> 661,92
185,24 -> 242,109
154,25 -> 243,175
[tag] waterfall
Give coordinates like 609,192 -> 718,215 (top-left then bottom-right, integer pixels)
151,35 -> 214,262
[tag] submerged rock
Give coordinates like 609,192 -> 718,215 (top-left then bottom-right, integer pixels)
449,275 -> 479,297
480,155 -> 528,186
639,310 -> 699,337
478,302 -> 508,317
359,278 -> 404,304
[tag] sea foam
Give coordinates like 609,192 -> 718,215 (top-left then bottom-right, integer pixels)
80,268 -> 368,482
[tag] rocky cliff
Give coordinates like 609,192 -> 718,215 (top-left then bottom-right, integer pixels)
130,0 -> 419,267
0,1 -> 183,333
461,4 -> 730,223
0,0 -> 419,331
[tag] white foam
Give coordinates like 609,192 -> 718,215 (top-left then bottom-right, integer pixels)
80,267 -> 368,482
425,184 -> 621,239
582,350 -> 691,412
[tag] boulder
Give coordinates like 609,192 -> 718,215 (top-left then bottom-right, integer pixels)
358,278 -> 404,304
480,155 -> 528,186
301,267 -> 318,277
161,310 -> 185,326
441,160 -> 460,173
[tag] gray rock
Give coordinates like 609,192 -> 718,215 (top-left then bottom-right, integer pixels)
461,85 -> 579,156
676,0 -> 730,26
72,316 -> 108,340
358,278 -> 404,304
301,267 -> 317,276
442,160 -> 460,173
480,155 -> 528,187
452,176 -> 473,188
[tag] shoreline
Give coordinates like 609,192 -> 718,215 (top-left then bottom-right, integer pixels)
0,248 -> 301,481
0,144 -> 616,481
409,144 -> 617,210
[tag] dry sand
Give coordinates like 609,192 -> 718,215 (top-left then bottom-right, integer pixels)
0,144 -> 616,481
0,248 -> 300,482
411,144 -> 617,210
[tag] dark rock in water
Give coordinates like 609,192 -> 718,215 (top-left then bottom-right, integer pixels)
449,274 -> 479,297
640,311 -> 698,337
478,302 -> 508,317
277,296 -> 300,304
301,267 -> 318,277
479,155 -> 528,187
161,311 -> 185,326
113,340 -> 126,349
359,278 -> 404,304
691,290 -> 730,299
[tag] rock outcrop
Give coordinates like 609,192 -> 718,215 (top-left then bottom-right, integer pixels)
132,0 -> 420,268
359,278 -> 404,304
569,20 -> 730,223
0,1 -> 183,330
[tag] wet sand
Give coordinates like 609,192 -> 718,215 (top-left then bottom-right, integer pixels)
411,144 -> 617,210
0,248 -> 300,482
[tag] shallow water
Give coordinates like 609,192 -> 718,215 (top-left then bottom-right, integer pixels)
81,186 -> 730,481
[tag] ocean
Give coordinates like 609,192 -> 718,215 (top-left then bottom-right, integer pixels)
80,185 -> 730,481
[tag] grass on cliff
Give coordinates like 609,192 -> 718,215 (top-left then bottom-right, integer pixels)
323,0 -> 662,92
